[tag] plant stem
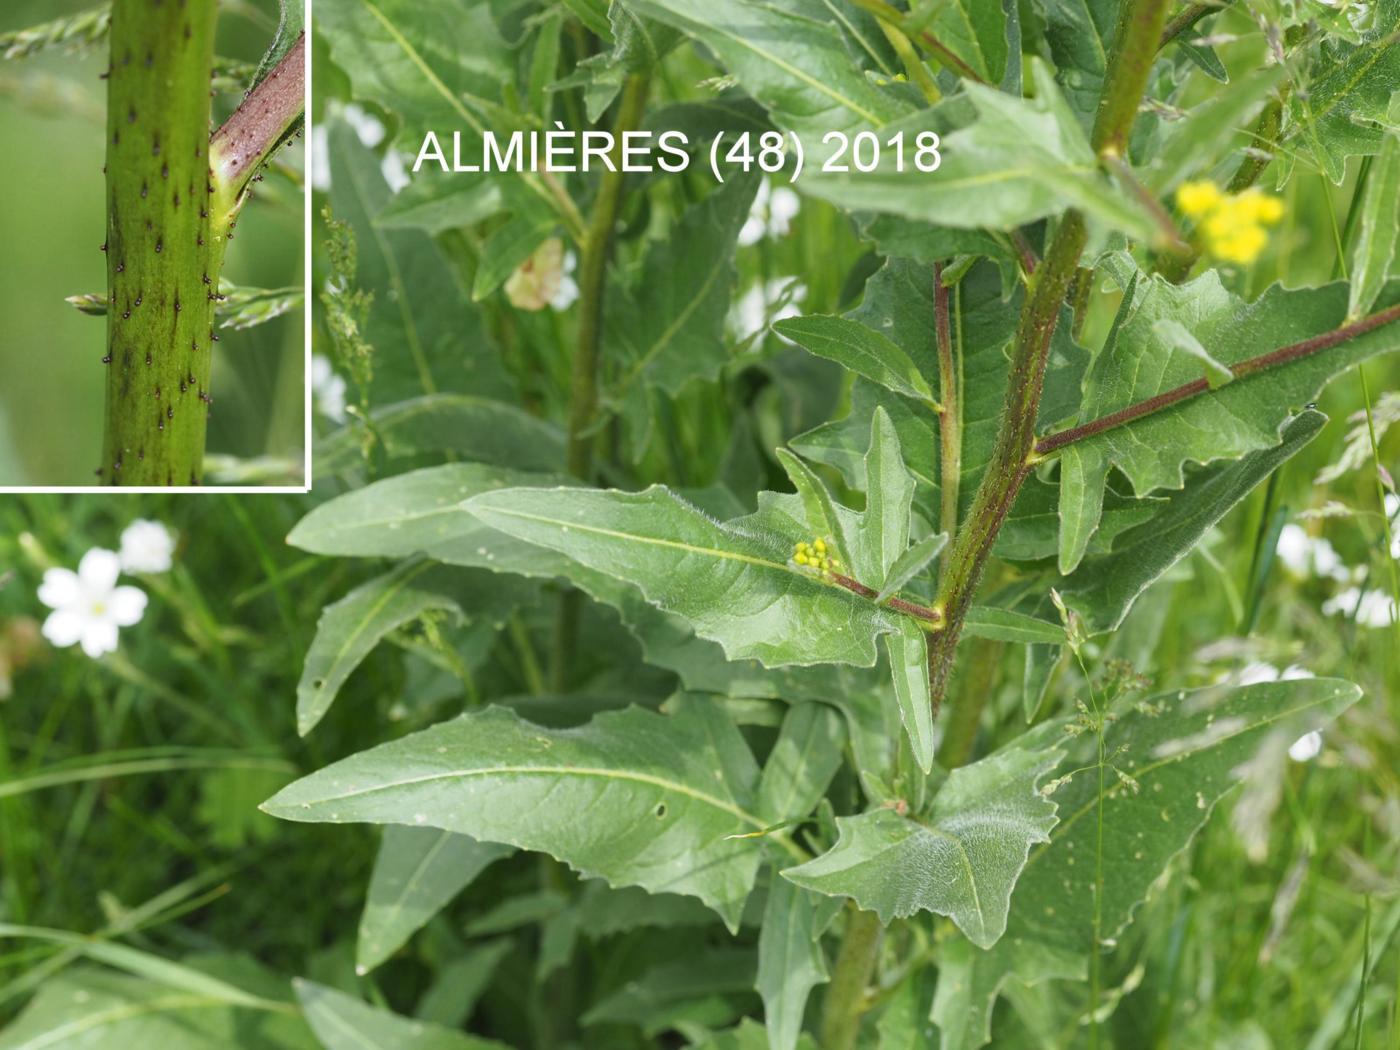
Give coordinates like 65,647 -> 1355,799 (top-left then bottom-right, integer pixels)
553,73 -> 649,690
209,33 -> 306,232
912,27 -> 987,84
828,572 -> 943,626
1034,302 -> 1400,456
819,906 -> 883,1050
846,0 -> 987,84
1069,266 -> 1094,340
100,0 -> 218,485
878,21 -> 940,103
564,74 -> 648,478
927,212 -> 1086,715
933,263 -> 960,583
1227,96 -> 1284,193
1159,1 -> 1232,49
1103,152 -> 1187,253
99,13 -> 304,486
1093,1 -> 1175,158
936,637 -> 1003,768
927,0 -> 1172,721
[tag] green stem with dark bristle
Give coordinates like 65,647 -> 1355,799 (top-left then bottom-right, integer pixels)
934,264 -> 960,582
928,0 -> 1172,722
1159,0 -> 1233,50
100,7 -> 304,487
101,0 -> 218,485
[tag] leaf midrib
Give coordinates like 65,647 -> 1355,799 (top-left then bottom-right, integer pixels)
617,245 -> 732,395
473,503 -> 807,580
354,0 -> 559,215
671,11 -> 891,127
275,762 -> 767,831
369,827 -> 455,947
315,562 -> 437,699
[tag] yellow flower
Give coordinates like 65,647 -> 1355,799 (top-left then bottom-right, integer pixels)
1211,224 -> 1267,265
1176,180 -> 1222,218
792,537 -> 840,577
1177,181 -> 1283,265
1232,188 -> 1284,224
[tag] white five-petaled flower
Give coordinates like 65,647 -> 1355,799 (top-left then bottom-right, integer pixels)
118,519 -> 175,574
38,549 -> 147,659
312,355 -> 348,423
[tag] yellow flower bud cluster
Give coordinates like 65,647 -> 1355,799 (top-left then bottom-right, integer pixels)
1175,180 -> 1284,265
792,538 -> 841,576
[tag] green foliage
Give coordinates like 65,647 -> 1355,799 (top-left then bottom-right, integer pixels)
271,0 -> 1398,1043
0,963 -> 314,1049
1284,0 -> 1400,183
296,980 -> 507,1049
755,875 -> 829,1050
5,0 -> 1400,1048
1351,118 -> 1400,319
773,316 -> 937,405
608,175 -> 758,457
1051,265 -> 1400,574
465,484 -> 905,667
264,699 -> 773,931
356,827 -> 513,973
784,744 -> 1060,947
802,62 -> 1158,241
931,677 -> 1361,1050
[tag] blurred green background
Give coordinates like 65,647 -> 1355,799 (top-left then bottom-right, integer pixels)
0,0 -> 305,487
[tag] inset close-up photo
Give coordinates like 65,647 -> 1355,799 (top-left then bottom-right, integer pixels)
2,0 -> 1400,1048
0,0 -> 306,488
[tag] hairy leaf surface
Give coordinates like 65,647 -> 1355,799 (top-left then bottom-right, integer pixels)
801,63 -> 1155,238
629,0 -> 912,138
757,702 -> 846,824
0,965 -> 312,1050
784,744 -> 1061,947
773,315 -> 937,405
327,126 -> 512,403
1286,1 -> 1400,183
931,678 -> 1361,1049
608,176 -> 758,458
1060,410 -> 1327,631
